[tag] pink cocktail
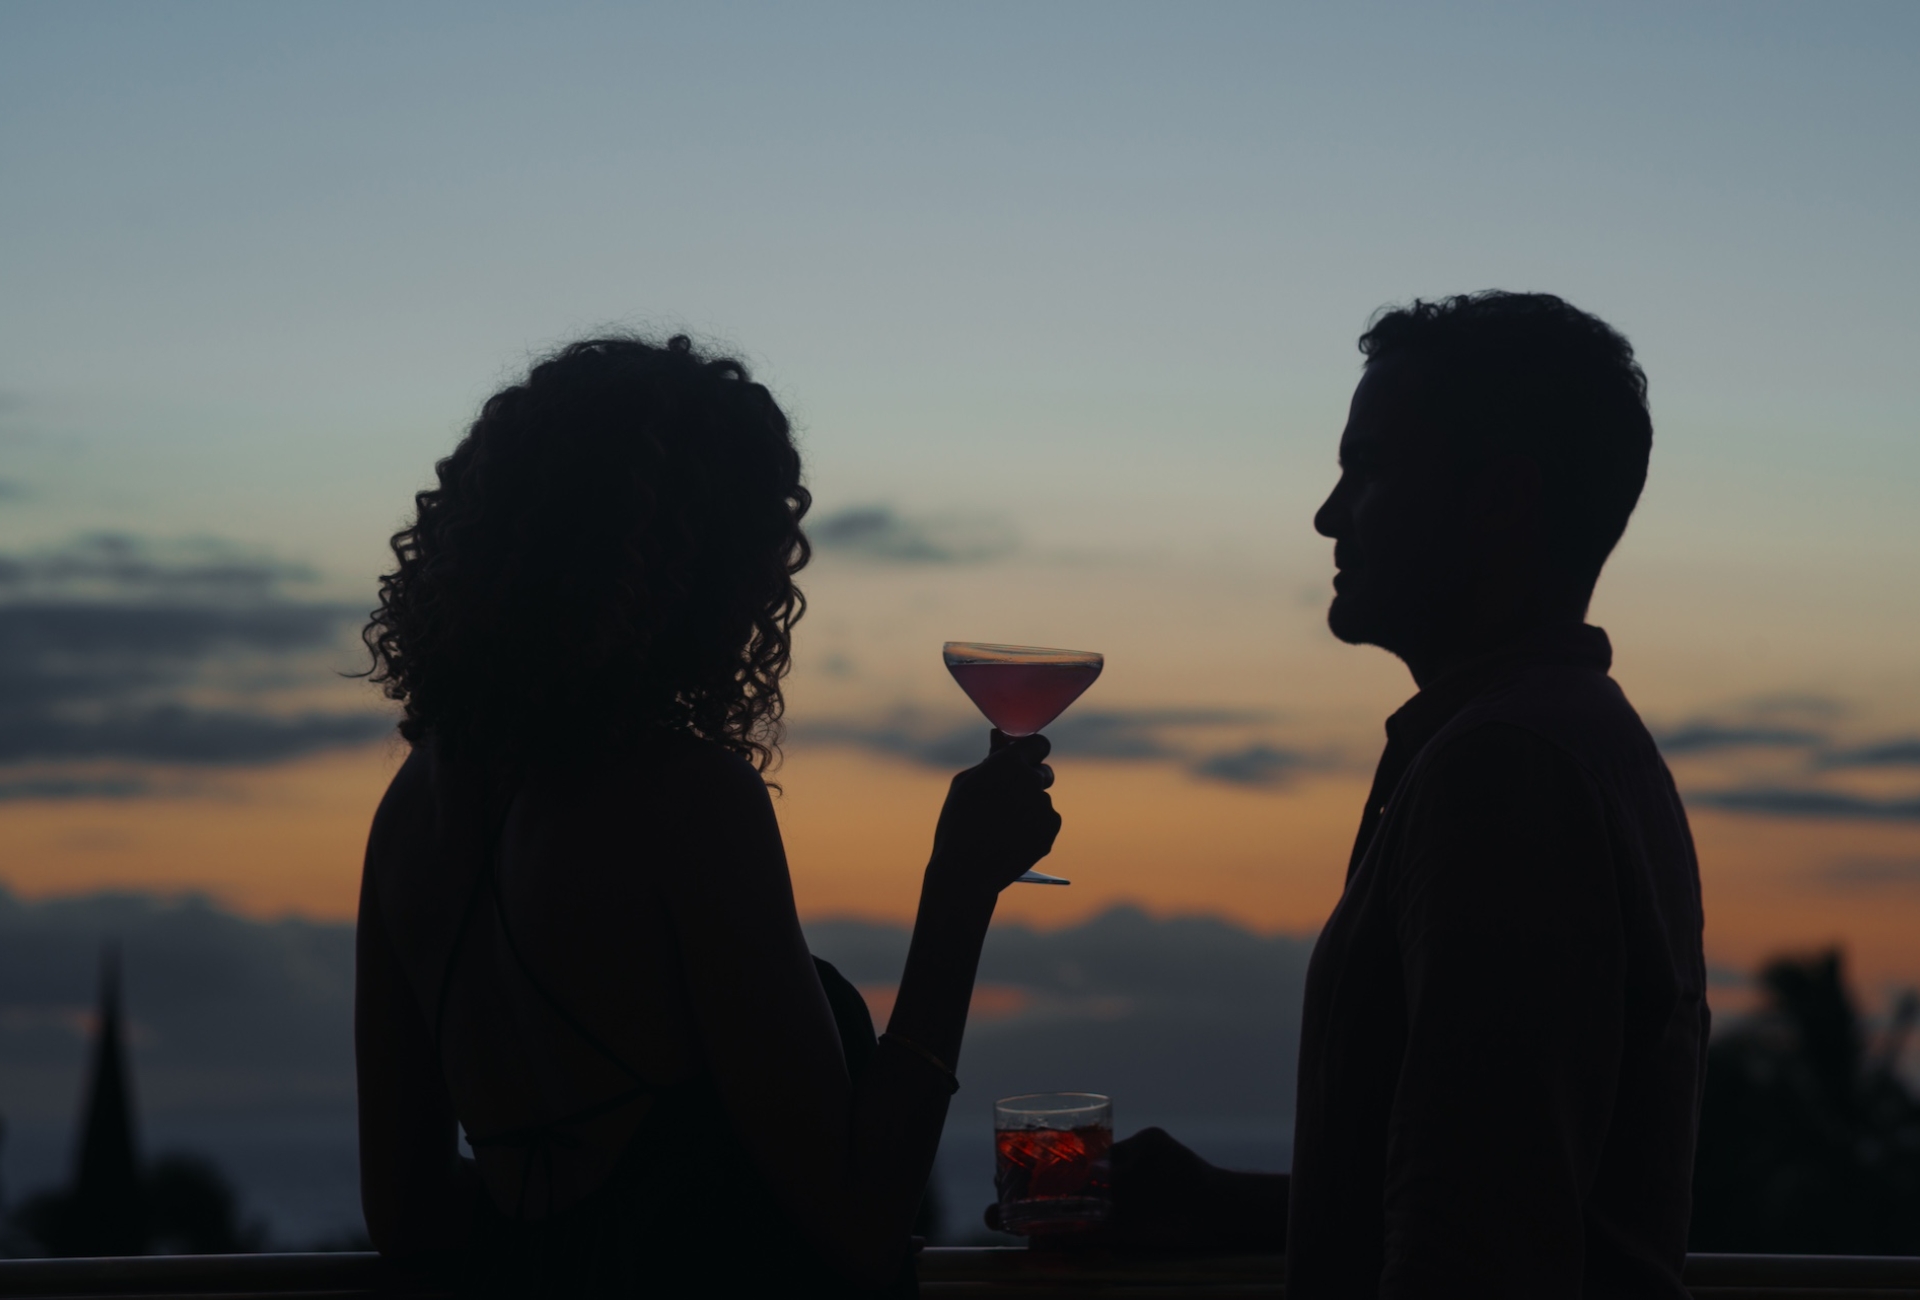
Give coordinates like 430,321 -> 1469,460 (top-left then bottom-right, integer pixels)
943,642 -> 1103,885
946,663 -> 1100,738
942,642 -> 1104,737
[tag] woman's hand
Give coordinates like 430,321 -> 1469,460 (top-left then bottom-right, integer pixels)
927,731 -> 1062,893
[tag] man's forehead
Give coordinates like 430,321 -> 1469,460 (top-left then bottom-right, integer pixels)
1341,356 -> 1441,462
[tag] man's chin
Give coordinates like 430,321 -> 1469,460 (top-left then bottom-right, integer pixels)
1326,592 -> 1378,647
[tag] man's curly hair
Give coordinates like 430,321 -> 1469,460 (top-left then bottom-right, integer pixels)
1359,291 -> 1652,592
362,335 -> 810,772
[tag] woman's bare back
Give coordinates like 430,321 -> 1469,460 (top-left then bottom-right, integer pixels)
364,739 -> 713,1217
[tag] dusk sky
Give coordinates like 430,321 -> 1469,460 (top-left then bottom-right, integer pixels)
3,2 -> 1919,1007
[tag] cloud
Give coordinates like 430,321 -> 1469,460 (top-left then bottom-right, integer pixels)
791,706 -> 1292,784
0,706 -> 390,767
1686,787 -> 1920,822
0,535 -> 385,777
1817,740 -> 1920,770
1051,708 -> 1267,763
1191,743 -> 1316,787
0,774 -> 153,801
1655,723 -> 1825,756
1649,704 -> 1920,829
1650,701 -> 1920,767
0,533 -> 318,604
809,505 -> 1013,564
0,887 -> 1310,1242
1819,858 -> 1920,889
0,884 -> 354,1090
811,905 -> 1311,1118
1648,697 -> 1863,761
792,715 -> 988,769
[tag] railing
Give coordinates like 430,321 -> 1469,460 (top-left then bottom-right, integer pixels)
0,1249 -> 1917,1298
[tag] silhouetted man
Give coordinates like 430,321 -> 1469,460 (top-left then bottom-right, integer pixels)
1103,293 -> 1708,1299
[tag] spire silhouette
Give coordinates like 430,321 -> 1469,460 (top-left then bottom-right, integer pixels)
14,941 -> 259,1256
71,943 -> 145,1255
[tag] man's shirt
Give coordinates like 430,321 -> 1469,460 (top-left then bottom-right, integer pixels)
1287,625 -> 1707,1300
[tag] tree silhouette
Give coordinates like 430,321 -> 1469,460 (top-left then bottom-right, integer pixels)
1691,949 -> 1920,1254
15,1153 -> 265,1257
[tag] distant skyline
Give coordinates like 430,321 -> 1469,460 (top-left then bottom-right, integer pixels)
2,3 -> 1918,1001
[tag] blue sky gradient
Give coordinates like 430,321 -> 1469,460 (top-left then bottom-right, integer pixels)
0,3 -> 1916,982
4,2 -> 1916,575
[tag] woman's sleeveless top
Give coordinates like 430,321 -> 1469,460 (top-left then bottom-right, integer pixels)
437,802 -> 918,1298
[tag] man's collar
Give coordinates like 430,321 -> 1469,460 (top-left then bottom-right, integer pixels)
1384,623 -> 1613,755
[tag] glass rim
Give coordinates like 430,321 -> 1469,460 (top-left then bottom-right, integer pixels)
994,1091 -> 1112,1117
943,641 -> 1104,667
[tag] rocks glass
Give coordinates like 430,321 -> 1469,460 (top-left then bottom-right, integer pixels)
993,1093 -> 1113,1236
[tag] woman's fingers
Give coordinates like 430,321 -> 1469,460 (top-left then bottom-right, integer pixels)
988,733 -> 1053,785
931,730 -> 1064,886
1010,733 -> 1052,764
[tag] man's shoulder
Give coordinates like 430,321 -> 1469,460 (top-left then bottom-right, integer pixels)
1409,719 -> 1598,823
1450,663 -> 1658,773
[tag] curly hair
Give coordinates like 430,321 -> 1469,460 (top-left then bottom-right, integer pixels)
362,335 -> 810,772
1359,291 -> 1653,591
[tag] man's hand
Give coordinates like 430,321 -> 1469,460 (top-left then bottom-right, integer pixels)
983,1127 -> 1288,1253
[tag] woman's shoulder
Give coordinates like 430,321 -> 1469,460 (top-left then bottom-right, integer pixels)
540,733 -> 786,898
533,730 -> 774,832
374,731 -> 775,859
610,729 -> 767,796
644,729 -> 770,785
366,745 -> 433,853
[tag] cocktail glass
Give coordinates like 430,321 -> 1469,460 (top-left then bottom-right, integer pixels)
943,641 -> 1103,886
993,1092 -> 1113,1236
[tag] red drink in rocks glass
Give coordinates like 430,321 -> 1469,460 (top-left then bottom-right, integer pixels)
993,1093 -> 1113,1235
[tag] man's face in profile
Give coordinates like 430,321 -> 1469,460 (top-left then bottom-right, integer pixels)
1314,356 -> 1469,657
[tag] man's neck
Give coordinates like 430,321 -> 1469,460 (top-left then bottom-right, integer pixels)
1397,612 -> 1588,690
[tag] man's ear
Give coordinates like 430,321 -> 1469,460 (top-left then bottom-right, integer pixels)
1470,453 -> 1543,537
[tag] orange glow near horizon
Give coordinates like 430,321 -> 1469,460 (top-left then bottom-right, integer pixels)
2,739 -> 1917,1011
777,748 -> 1356,933
0,744 -> 402,920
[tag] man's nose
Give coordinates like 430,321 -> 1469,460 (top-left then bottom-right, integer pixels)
1314,479 -> 1348,539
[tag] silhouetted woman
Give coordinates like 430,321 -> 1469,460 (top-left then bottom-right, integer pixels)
354,336 -> 1060,1297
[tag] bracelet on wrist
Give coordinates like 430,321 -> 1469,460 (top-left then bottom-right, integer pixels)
879,1032 -> 961,1094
